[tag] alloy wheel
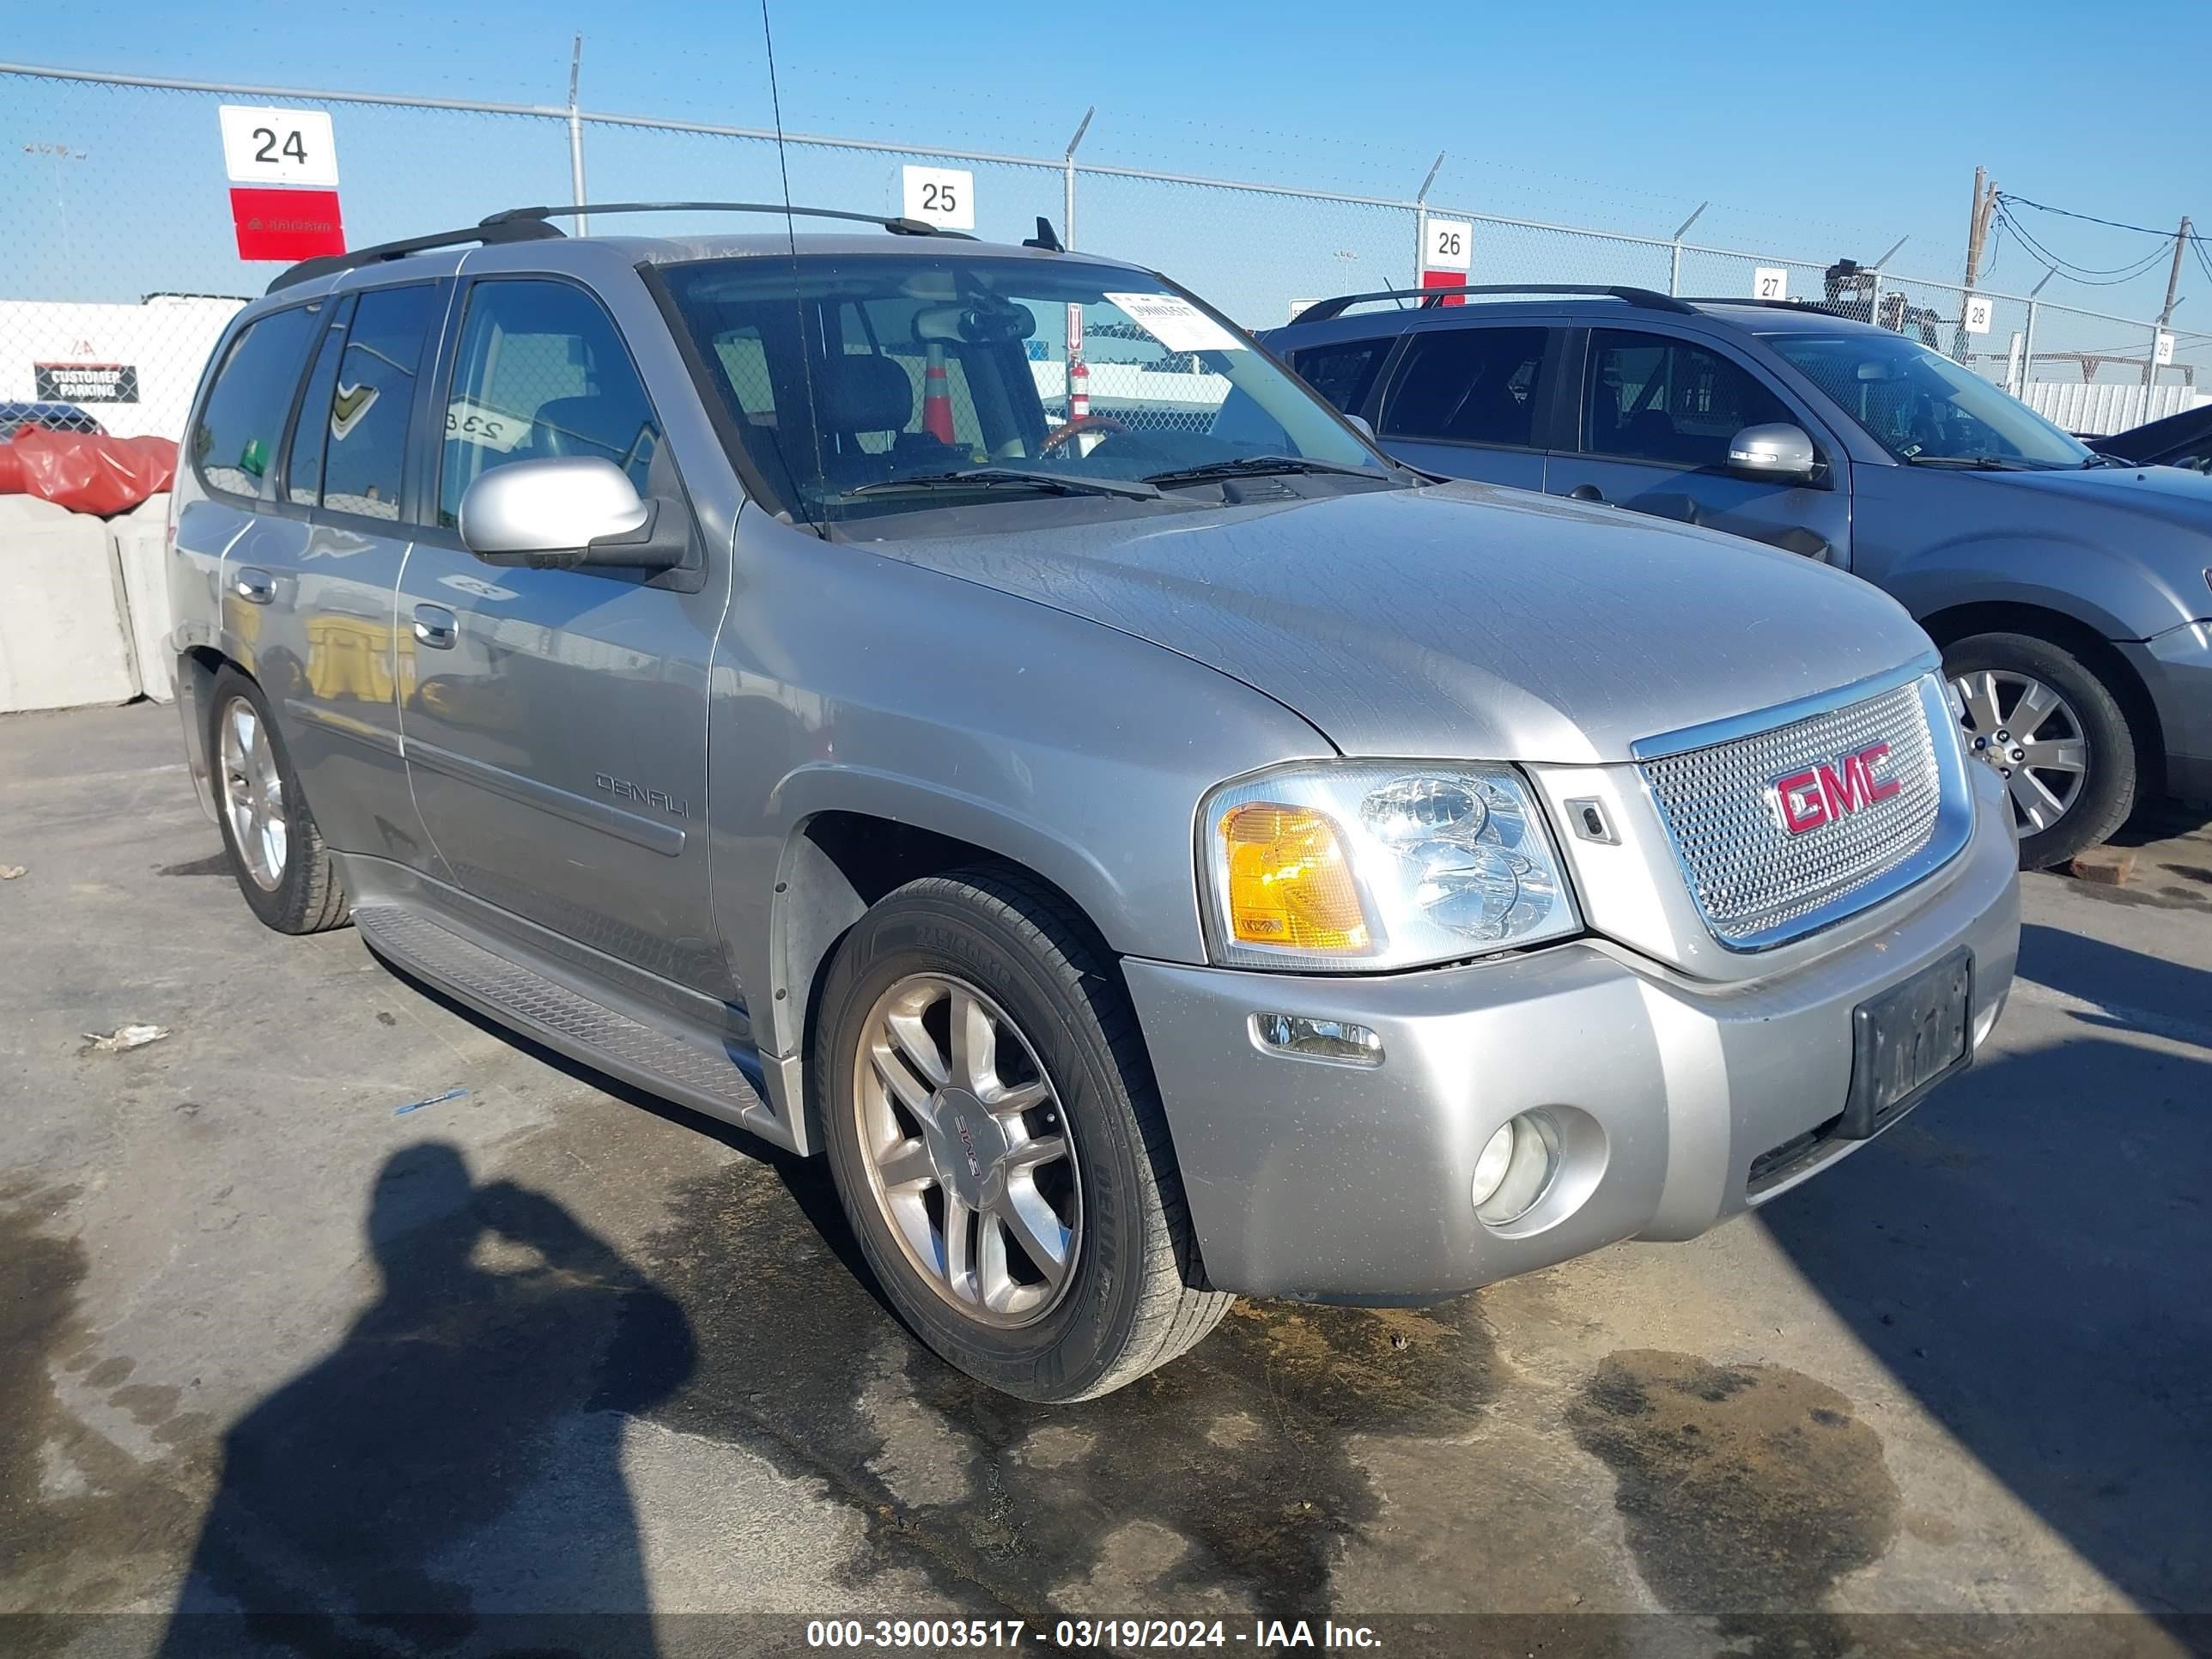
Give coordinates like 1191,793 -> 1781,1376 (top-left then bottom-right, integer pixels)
853,973 -> 1081,1328
218,696 -> 289,891
1951,667 -> 2089,836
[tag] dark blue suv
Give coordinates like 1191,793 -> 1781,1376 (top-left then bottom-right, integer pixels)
1267,284 -> 2212,868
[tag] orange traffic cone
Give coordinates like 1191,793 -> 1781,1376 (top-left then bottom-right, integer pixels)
921,341 -> 956,443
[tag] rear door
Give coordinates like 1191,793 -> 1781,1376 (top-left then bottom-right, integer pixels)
1547,325 -> 1850,562
1369,323 -> 1557,492
395,272 -> 731,1000
271,281 -> 447,870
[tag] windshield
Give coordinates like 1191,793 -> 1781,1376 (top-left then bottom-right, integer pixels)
659,252 -> 1393,526
1761,330 -> 2094,468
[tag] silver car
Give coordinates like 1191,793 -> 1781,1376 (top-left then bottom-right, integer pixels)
168,205 -> 2020,1401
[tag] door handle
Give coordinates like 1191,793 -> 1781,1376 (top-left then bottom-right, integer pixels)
1568,484 -> 1607,504
412,604 -> 458,650
231,567 -> 275,605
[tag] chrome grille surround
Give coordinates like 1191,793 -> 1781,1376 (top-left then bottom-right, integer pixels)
1634,665 -> 1974,951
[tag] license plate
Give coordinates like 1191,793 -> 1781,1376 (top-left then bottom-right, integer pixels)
1840,948 -> 1972,1139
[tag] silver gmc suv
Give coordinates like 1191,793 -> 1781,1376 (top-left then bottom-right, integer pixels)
167,204 -> 2021,1401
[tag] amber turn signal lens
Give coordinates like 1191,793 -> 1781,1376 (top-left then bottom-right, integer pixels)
1219,803 -> 1370,951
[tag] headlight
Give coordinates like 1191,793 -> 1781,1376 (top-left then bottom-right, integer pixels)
1199,762 -> 1581,970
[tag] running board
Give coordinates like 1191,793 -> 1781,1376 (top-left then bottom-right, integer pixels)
354,903 -> 796,1152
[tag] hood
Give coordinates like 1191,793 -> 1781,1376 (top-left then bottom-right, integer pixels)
880,482 -> 1935,763
2091,404 -> 2212,468
1963,459 -> 2212,527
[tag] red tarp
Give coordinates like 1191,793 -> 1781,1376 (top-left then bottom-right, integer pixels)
0,429 -> 178,517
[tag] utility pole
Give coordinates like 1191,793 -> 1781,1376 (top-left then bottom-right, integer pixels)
567,34 -> 588,237
2145,214 -> 2191,386
1956,167 -> 1997,362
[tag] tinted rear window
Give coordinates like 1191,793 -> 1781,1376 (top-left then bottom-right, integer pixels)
319,283 -> 438,521
1291,339 -> 1391,416
1381,327 -> 1547,448
191,306 -> 320,499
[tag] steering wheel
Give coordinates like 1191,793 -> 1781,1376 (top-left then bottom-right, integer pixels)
1037,414 -> 1129,456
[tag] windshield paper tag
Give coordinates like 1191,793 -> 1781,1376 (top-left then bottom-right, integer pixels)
1106,293 -> 1246,354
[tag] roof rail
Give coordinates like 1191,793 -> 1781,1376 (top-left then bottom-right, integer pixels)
477,201 -> 973,239
266,216 -> 562,294
1289,283 -> 1694,325
267,200 -> 973,295
1672,296 -> 1860,315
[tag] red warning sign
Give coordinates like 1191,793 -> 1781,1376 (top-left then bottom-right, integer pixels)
228,187 -> 346,262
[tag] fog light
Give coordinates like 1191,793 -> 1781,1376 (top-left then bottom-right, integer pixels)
1472,1111 -> 1560,1224
1251,1012 -> 1383,1067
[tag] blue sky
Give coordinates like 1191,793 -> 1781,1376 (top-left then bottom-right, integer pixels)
5,0 -> 2208,335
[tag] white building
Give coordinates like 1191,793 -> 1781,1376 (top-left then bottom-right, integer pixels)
2,294 -> 247,441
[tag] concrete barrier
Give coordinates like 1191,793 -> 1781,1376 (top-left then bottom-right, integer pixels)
111,495 -> 174,703
0,497 -> 140,713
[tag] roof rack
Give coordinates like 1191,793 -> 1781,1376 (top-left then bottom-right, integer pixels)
266,200 -> 971,295
1671,296 -> 1840,313
1289,283 -> 1695,325
477,201 -> 970,238
267,216 -> 562,294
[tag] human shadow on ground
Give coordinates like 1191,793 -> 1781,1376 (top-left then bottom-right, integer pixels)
160,1141 -> 695,1658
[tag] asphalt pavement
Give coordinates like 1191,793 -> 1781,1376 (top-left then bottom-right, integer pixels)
3,702 -> 2207,1659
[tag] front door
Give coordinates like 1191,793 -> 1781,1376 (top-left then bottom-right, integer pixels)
396,274 -> 732,1000
1547,327 -> 1851,564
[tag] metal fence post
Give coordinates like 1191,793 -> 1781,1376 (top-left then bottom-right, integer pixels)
1413,152 -> 1443,290
1062,106 -> 1092,250
2019,298 -> 2039,395
566,34 -> 588,235
1668,203 -> 1707,297
1865,236 -> 1908,328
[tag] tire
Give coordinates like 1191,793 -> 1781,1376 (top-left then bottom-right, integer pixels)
205,666 -> 350,934
1943,631 -> 2136,871
812,866 -> 1231,1402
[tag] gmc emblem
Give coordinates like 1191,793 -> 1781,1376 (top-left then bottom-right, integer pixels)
1773,742 -> 1901,835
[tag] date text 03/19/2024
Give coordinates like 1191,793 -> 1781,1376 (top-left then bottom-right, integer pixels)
804,1619 -> 1384,1650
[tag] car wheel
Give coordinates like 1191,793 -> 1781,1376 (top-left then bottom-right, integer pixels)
206,667 -> 350,933
813,867 -> 1231,1402
1944,631 -> 2136,870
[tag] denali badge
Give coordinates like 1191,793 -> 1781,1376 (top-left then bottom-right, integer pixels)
1773,741 -> 1900,836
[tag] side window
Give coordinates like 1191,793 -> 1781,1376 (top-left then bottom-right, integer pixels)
710,326 -> 777,428
440,279 -> 661,528
284,305 -> 349,507
1289,339 -> 1391,416
318,284 -> 437,521
1583,330 -> 1793,469
191,306 -> 320,500
1380,327 -> 1548,448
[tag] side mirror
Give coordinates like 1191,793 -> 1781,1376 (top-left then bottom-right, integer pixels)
1726,422 -> 1817,483
1346,414 -> 1376,441
459,458 -> 685,570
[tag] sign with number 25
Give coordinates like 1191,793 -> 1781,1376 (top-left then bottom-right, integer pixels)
902,166 -> 975,232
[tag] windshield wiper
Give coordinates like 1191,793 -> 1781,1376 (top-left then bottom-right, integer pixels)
1900,453 -> 2059,471
843,466 -> 1162,501
1140,454 -> 1388,488
2081,452 -> 2135,469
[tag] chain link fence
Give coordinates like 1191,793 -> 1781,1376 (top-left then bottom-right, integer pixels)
4,59 -> 2206,453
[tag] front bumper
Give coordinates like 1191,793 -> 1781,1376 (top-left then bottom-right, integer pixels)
2124,619 -> 2212,803
1123,766 -> 2021,1301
